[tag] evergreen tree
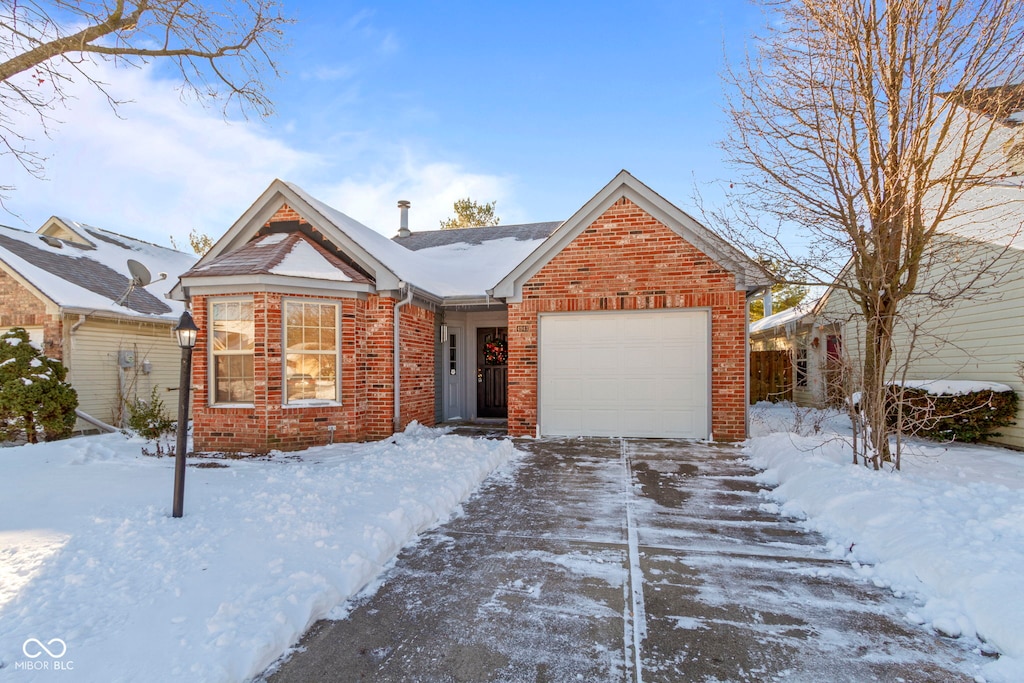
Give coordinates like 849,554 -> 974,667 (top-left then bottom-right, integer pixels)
440,198 -> 500,230
0,328 -> 78,443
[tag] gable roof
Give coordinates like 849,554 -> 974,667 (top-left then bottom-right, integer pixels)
0,218 -> 196,320
489,170 -> 773,301
177,172 -> 772,305
176,181 -> 557,301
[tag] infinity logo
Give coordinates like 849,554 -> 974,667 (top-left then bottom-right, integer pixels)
22,638 -> 67,659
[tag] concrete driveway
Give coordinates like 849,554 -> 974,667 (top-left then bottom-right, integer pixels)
263,437 -> 984,682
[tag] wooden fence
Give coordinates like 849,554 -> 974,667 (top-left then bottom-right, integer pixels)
750,350 -> 793,403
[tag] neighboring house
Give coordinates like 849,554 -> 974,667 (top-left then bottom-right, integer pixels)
172,171 -> 773,453
749,298 -> 842,408
0,217 -> 197,430
748,91 -> 1024,450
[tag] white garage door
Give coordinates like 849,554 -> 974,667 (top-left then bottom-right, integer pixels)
539,310 -> 710,438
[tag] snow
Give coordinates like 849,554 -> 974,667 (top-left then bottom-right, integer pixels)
0,222 -> 196,321
893,379 -> 1015,396
269,240 -> 353,282
255,233 -> 289,246
409,237 -> 548,297
747,402 -> 1024,682
748,298 -> 817,334
282,181 -> 548,298
0,424 -> 518,682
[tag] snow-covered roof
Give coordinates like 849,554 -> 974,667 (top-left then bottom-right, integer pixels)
186,232 -> 369,285
749,299 -> 818,334
181,173 -> 769,303
281,183 -> 557,298
0,219 -> 196,321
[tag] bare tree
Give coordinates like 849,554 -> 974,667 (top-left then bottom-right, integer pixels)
719,0 -> 1024,468
0,0 -> 291,187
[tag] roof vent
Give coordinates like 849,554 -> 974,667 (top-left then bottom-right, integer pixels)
39,235 -> 63,248
397,200 -> 411,238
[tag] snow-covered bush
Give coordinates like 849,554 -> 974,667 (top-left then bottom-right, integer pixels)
125,386 -> 175,439
886,383 -> 1018,443
0,327 -> 78,443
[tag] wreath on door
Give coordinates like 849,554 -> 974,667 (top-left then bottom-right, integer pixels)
483,339 -> 507,365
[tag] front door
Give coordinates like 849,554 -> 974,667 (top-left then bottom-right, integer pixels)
476,327 -> 508,418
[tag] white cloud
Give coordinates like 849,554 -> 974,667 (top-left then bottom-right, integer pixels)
0,61 -> 319,246
0,60 -> 515,249
308,150 -> 516,236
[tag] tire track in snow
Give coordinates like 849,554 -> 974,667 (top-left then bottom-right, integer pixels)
622,438 -> 647,683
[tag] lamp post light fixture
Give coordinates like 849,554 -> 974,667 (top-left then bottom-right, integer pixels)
172,311 -> 199,518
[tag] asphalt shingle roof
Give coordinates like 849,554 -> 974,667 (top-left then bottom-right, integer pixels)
0,231 -> 173,315
391,222 -> 562,251
185,231 -> 372,284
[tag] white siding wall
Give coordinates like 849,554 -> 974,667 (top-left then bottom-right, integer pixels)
65,316 -> 181,428
817,240 -> 1024,449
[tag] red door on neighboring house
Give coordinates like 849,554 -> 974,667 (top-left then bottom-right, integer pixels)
477,327 -> 508,418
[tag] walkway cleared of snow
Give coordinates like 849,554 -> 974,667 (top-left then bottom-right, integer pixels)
0,424 -> 517,682
747,403 -> 1024,683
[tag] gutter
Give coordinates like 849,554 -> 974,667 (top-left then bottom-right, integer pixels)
393,283 -> 414,432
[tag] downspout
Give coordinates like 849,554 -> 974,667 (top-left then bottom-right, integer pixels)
393,283 -> 414,432
70,313 -> 87,354
74,409 -> 118,434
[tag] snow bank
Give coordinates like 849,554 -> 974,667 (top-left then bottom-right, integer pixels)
894,379 -> 1015,396
747,404 -> 1024,682
0,425 -> 518,682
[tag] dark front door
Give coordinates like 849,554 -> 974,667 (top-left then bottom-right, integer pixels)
476,327 -> 508,418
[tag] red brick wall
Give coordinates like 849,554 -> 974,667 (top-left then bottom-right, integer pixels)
507,197 -> 748,441
399,302 -> 436,429
267,204 -> 307,226
0,268 -> 63,360
191,291 -> 436,454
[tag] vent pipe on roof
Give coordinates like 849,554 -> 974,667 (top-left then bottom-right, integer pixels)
397,200 -> 411,238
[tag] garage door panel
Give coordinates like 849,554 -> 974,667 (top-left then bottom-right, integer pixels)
539,310 -> 709,438
548,378 -> 582,402
580,345 -> 618,370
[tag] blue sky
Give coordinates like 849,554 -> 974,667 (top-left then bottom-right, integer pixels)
1,1 -> 765,248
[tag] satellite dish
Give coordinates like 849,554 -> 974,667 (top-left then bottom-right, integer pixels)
127,259 -> 152,287
115,259 -> 164,306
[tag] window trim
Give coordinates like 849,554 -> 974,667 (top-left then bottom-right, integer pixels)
282,298 -> 342,406
795,347 -> 809,389
208,296 -> 256,406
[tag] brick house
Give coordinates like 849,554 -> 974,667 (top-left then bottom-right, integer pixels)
173,171 -> 772,453
0,217 -> 197,429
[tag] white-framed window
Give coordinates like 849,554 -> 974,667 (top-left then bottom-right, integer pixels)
795,347 -> 809,388
284,300 -> 339,404
210,299 -> 255,404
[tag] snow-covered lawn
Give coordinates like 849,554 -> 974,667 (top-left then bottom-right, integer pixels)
0,424 -> 517,682
748,402 -> 1024,683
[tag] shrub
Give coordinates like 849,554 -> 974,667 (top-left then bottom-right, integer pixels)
885,385 -> 1018,443
0,327 -> 78,443
125,387 -> 175,440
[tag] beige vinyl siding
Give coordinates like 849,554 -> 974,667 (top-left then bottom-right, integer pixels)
64,316 -> 182,428
817,240 -> 1024,450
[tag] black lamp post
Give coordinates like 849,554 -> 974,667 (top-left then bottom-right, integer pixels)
172,311 -> 199,518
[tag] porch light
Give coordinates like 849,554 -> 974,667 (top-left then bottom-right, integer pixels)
174,311 -> 199,349
172,310 -> 199,518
